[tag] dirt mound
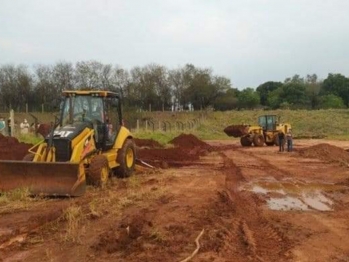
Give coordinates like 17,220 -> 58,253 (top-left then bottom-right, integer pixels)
37,123 -> 51,138
0,135 -> 32,160
224,125 -> 249,137
169,133 -> 211,149
298,143 -> 349,166
91,210 -> 169,260
134,138 -> 163,148
137,147 -> 201,168
136,134 -> 212,168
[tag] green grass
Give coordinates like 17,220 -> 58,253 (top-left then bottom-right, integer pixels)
0,188 -> 30,203
132,109 -> 349,142
9,109 -> 349,144
133,131 -> 177,145
16,133 -> 43,144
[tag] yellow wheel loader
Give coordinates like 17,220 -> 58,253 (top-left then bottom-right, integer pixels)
0,90 -> 136,196
224,115 -> 291,147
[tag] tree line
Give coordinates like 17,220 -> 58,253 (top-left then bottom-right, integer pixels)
0,61 -> 348,112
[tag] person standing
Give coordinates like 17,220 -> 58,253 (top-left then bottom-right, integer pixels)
278,130 -> 285,152
7,117 -> 11,136
20,119 -> 30,134
0,117 -> 5,135
286,129 -> 293,152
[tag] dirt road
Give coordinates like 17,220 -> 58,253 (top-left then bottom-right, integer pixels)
0,137 -> 349,261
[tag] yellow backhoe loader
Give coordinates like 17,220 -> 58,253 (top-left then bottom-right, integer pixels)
0,90 -> 136,196
224,115 -> 291,147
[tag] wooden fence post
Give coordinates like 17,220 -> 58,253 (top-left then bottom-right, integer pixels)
10,109 -> 14,136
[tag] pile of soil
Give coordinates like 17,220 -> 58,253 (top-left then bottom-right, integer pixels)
0,134 -> 32,160
134,138 -> 163,148
137,133 -> 210,168
298,143 -> 349,166
137,147 -> 200,168
37,123 -> 51,138
223,125 -> 249,137
169,133 -> 211,150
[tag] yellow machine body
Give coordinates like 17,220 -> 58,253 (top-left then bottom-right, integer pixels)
224,115 -> 291,147
0,90 -> 135,196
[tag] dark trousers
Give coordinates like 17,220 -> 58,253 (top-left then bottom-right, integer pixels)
287,139 -> 293,152
279,139 -> 284,152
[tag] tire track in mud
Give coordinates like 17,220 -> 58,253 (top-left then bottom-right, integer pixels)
206,151 -> 293,261
229,148 -> 295,179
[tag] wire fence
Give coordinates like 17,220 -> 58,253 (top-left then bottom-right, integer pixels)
0,109 -> 207,136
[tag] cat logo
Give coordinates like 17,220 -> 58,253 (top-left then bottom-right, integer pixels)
53,130 -> 74,138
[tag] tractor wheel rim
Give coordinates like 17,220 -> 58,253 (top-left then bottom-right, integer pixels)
126,148 -> 134,168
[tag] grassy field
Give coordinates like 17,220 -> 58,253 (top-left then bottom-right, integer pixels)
130,109 -> 349,143
3,109 -> 349,144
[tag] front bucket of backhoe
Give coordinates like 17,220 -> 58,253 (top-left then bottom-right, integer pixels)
0,161 -> 86,196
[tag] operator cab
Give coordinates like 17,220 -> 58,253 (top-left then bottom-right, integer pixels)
59,91 -> 122,150
258,115 -> 278,131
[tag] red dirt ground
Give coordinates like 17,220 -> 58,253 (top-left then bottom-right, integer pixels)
1,137 -> 349,261
137,134 -> 212,168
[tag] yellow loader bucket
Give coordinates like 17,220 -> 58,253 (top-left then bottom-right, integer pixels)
0,161 -> 86,196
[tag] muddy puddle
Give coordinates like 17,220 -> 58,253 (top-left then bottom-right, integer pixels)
241,178 -> 348,211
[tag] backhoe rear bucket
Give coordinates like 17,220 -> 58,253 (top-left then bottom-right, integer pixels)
0,161 -> 86,196
224,125 -> 250,137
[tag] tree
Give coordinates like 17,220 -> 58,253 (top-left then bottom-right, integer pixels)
74,61 -> 112,89
213,88 -> 239,111
319,94 -> 345,109
305,74 -> 321,109
321,73 -> 349,107
280,82 -> 310,108
284,74 -> 304,84
256,81 -> 283,106
168,66 -> 192,110
53,62 -> 75,92
267,87 -> 283,109
148,64 -> 171,111
237,88 -> 260,109
0,65 -> 33,111
34,64 -> 55,110
183,66 -> 230,110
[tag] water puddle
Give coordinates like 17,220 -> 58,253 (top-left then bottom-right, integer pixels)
252,185 -> 286,195
241,179 -> 348,212
267,196 -> 309,211
302,192 -> 332,211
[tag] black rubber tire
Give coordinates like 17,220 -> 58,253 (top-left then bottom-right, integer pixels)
23,154 -> 34,161
115,139 -> 136,178
240,136 -> 252,147
89,155 -> 109,187
265,142 -> 274,146
253,134 -> 265,147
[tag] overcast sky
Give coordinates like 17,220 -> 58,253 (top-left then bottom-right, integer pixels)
1,0 -> 349,88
